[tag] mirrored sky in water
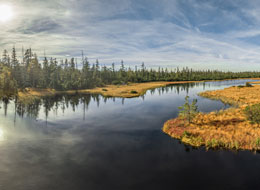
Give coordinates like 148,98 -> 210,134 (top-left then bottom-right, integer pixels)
0,79 -> 260,190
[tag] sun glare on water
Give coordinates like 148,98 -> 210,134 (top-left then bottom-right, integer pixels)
0,4 -> 14,22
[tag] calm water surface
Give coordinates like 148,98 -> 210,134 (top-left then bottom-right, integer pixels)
0,79 -> 260,190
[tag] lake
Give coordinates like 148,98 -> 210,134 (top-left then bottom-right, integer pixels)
0,79 -> 260,190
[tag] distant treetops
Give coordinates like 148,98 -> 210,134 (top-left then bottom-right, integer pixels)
1,47 -> 260,93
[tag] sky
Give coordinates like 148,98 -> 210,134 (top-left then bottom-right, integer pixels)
1,0 -> 260,71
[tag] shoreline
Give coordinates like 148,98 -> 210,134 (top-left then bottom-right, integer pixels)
163,81 -> 260,151
15,77 -> 260,100
16,81 -> 199,103
0,77 -> 257,104
0,77 -> 256,99
3,77 -> 260,150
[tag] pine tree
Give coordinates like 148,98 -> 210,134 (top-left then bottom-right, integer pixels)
1,47 -> 260,94
11,47 -> 18,68
178,96 -> 198,124
2,50 -> 9,66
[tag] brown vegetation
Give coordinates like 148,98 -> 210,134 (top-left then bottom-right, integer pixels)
164,83 -> 260,150
18,80 -> 198,102
199,84 -> 260,105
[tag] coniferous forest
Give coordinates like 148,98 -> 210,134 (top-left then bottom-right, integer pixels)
1,47 -> 260,93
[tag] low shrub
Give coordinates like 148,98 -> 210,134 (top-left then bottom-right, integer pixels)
244,104 -> 260,125
130,90 -> 138,94
182,131 -> 191,137
256,138 -> 260,147
245,82 -> 253,87
237,82 -> 252,88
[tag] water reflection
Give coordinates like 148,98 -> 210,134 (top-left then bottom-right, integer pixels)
1,84 -> 191,119
0,81 -> 231,120
0,128 -> 4,141
0,79 -> 257,122
0,79 -> 258,190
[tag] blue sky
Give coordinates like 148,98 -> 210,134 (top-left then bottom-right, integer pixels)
1,0 -> 260,70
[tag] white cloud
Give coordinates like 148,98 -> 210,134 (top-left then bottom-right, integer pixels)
1,0 -> 260,71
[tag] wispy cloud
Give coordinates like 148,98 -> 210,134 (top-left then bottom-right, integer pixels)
1,0 -> 260,70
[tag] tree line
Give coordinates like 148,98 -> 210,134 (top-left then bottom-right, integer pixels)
0,84 -> 198,121
1,47 -> 260,93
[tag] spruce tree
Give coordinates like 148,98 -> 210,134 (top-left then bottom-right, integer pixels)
178,96 -> 198,124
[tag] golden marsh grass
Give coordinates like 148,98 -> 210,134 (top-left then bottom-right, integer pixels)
164,83 -> 260,150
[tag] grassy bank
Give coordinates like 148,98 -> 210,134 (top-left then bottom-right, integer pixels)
163,83 -> 260,151
8,78 -> 260,102
17,81 -> 198,103
199,84 -> 260,105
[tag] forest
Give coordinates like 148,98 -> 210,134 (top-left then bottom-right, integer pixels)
1,47 -> 260,93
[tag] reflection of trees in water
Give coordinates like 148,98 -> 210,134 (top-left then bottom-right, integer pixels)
2,97 -> 10,116
154,82 -> 203,95
0,94 -> 98,120
0,82 -> 210,119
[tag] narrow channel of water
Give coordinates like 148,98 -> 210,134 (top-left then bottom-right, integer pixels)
0,79 -> 259,190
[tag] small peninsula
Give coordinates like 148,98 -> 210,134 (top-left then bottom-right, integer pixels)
16,81 -> 198,104
163,83 -> 260,151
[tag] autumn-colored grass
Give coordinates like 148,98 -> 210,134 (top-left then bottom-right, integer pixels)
164,83 -> 260,151
13,78 -> 260,102
17,81 -> 198,101
199,84 -> 260,105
